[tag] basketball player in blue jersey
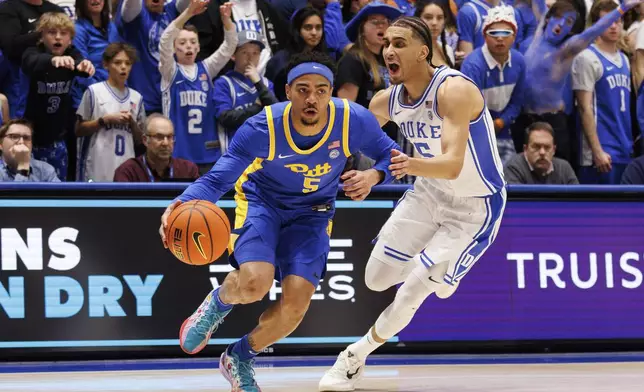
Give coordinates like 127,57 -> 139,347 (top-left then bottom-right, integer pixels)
158,51 -> 400,392
320,16 -> 506,391
159,0 -> 237,173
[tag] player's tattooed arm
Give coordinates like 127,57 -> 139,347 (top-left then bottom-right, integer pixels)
368,88 -> 393,127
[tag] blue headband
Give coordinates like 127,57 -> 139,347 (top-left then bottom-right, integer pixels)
287,62 -> 334,85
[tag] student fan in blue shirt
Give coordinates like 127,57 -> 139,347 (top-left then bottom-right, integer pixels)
460,5 -> 526,164
115,0 -> 182,114
159,51 -> 399,392
159,0 -> 237,174
572,0 -> 633,184
213,30 -> 278,156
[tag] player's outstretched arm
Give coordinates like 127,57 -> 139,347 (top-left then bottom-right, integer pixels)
159,119 -> 268,246
390,77 -> 481,180
203,2 -> 237,78
368,88 -> 393,127
561,1 -> 637,62
177,125 -> 264,203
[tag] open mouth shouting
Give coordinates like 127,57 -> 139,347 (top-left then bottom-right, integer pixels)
387,61 -> 400,78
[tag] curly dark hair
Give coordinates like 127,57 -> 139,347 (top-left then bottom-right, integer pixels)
285,51 -> 337,84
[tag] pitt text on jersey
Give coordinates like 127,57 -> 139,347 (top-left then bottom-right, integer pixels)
285,162 -> 333,193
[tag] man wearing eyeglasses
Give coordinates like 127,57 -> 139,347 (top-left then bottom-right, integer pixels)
460,5 -> 526,165
504,121 -> 578,184
0,119 -> 59,182
113,114 -> 199,182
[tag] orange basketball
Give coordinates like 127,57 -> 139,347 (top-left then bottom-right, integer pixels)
166,200 -> 231,266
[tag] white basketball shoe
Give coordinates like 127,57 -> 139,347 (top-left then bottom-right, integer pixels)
319,350 -> 365,391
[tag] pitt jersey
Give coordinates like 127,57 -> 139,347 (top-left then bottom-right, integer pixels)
177,98 -> 399,210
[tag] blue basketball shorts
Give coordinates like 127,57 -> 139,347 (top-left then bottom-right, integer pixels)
228,200 -> 334,287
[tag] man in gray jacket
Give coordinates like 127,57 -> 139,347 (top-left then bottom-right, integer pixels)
504,122 -> 579,185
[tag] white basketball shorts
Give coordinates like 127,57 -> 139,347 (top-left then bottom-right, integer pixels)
372,179 -> 506,287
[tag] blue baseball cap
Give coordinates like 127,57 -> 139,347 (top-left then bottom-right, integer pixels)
345,2 -> 403,42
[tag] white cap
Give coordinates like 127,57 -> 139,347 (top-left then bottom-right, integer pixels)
483,5 -> 518,33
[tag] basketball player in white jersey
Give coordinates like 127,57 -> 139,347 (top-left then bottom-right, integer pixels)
319,16 -> 506,391
76,42 -> 146,182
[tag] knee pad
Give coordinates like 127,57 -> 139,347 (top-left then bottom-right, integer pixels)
364,255 -> 408,292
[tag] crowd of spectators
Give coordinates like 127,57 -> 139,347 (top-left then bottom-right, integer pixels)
1,0 -> 644,185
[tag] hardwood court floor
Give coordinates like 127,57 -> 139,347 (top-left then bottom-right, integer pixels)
1,355 -> 643,392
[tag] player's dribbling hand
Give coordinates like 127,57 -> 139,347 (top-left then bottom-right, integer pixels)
389,149 -> 410,180
341,170 -> 375,201
159,200 -> 182,248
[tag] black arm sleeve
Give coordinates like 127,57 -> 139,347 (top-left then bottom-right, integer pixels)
218,105 -> 264,129
255,80 -> 278,106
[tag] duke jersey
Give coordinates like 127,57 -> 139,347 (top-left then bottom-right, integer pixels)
215,72 -> 274,153
581,45 -> 632,165
76,82 -> 145,182
219,73 -> 273,111
162,62 -> 218,164
238,99 -> 354,210
389,66 -> 505,197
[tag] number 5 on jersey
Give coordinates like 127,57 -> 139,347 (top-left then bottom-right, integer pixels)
285,163 -> 332,194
